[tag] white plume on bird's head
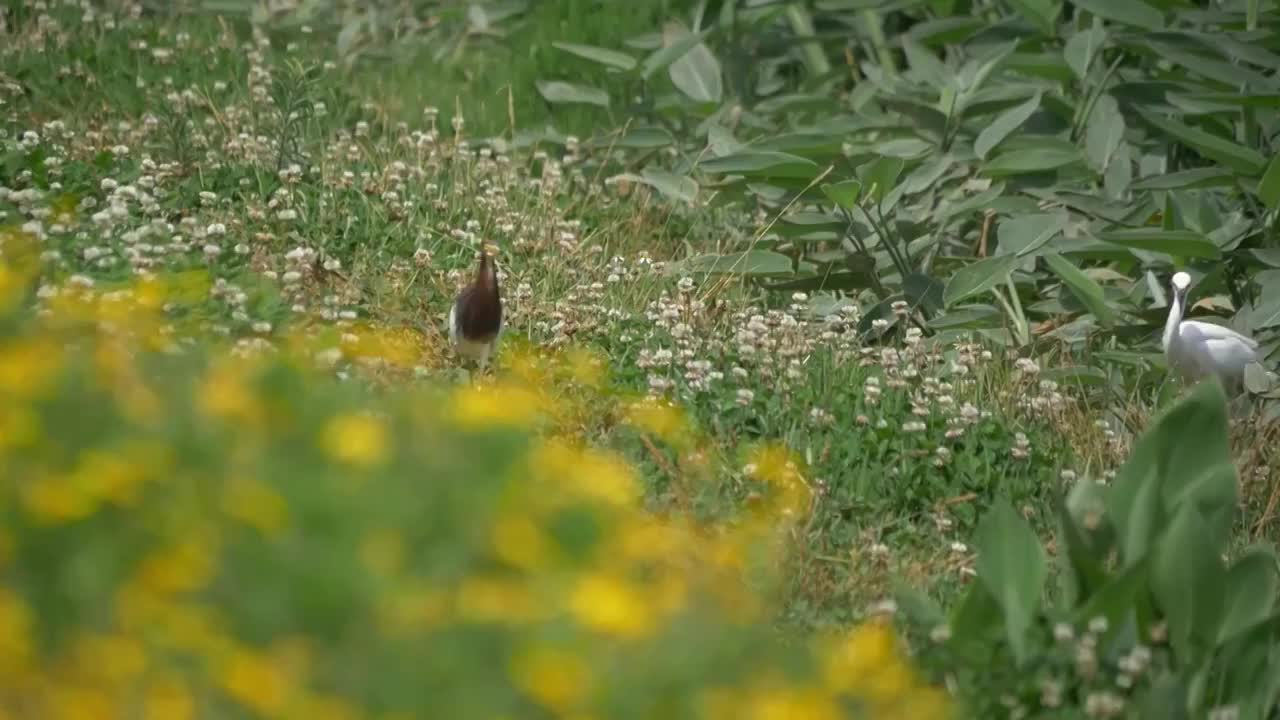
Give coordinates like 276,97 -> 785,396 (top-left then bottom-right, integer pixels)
1171,271 -> 1192,292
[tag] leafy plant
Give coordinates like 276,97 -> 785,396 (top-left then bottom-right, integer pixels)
901,380 -> 1280,718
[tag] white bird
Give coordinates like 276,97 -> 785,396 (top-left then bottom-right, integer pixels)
1162,271 -> 1259,393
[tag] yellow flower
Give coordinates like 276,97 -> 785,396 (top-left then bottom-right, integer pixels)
455,576 -> 547,624
624,398 -> 691,448
21,473 -> 96,525
222,476 -> 290,536
746,686 -> 841,720
71,633 -> 148,687
0,589 -> 32,677
321,413 -> 390,467
562,346 -> 607,388
490,514 -> 554,571
821,619 -> 898,694
49,685 -> 112,720
509,645 -> 593,713
529,441 -> 639,510
197,360 -> 264,427
135,536 -> 219,597
144,676 -> 195,720
0,403 -> 39,452
218,648 -> 293,717
378,584 -> 449,635
449,381 -> 548,430
74,448 -> 149,507
0,336 -> 63,399
568,571 -> 654,639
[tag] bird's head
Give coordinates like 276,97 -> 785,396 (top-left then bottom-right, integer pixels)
1170,271 -> 1192,298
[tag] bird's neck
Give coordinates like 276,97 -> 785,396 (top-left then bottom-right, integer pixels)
473,256 -> 499,296
1162,291 -> 1184,351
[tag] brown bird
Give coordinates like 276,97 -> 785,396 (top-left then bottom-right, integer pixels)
448,246 -> 503,370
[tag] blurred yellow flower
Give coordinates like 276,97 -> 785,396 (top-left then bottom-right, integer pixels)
0,336 -> 63,399
0,403 -> 39,452
74,448 -> 148,507
568,571 -> 654,639
624,398 -> 691,448
21,473 -> 95,525
135,536 -> 219,597
490,514 -> 554,571
510,645 -> 593,713
71,633 -> 148,687
562,346 -> 607,388
197,361 -> 264,427
456,576 -> 547,625
745,686 -> 841,720
530,441 -> 639,509
322,413 -> 390,467
143,676 -> 196,720
378,584 -> 449,635
222,476 -> 290,535
450,382 -> 547,430
218,648 -> 293,717
0,589 -> 32,677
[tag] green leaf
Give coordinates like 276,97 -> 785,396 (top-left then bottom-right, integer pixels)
699,152 -> 819,179
1258,155 -> 1280,211
681,251 -> 795,276
1064,28 -> 1107,79
1095,228 -> 1222,259
975,499 -> 1047,666
975,92 -> 1041,160
1152,503 -> 1227,662
641,26 -> 709,79
551,42 -> 637,71
1007,0 -> 1061,34
859,156 -> 907,202
536,80 -> 610,107
665,24 -> 723,103
762,271 -> 876,292
996,211 -> 1067,257
821,179 -> 863,210
902,35 -> 953,89
1068,0 -> 1163,30
983,145 -> 1083,176
903,272 -> 945,313
1218,546 -> 1280,643
1131,167 -> 1233,190
611,168 -> 697,204
1138,111 -> 1268,176
1044,252 -> 1117,326
943,254 -> 1020,306
1085,94 -> 1126,172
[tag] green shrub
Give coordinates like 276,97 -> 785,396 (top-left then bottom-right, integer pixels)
901,379 -> 1280,719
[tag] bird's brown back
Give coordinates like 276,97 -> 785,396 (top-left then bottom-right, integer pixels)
454,253 -> 502,341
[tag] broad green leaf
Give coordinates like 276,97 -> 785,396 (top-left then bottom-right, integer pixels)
901,154 -> 954,194
975,499 -> 1047,666
1069,0 -> 1163,30
902,35 -> 953,89
1074,559 -> 1149,641
1152,503 -> 1227,662
1249,281 -> 1280,330
536,80 -> 610,107
681,250 -> 794,276
1258,155 -> 1280,211
551,42 -> 637,71
596,127 -> 675,149
1218,547 -> 1278,643
1085,94 -> 1125,172
665,24 -> 723,103
975,92 -> 1041,160
1095,228 -> 1222,259
946,582 -> 1004,662
1138,111 -> 1268,176
699,152 -> 819,179
983,145 -> 1083,176
1044,252 -> 1117,326
762,271 -> 876,292
1007,0 -> 1061,34
1131,167 -> 1233,190
1064,28 -> 1107,79
996,211 -> 1067,257
903,272 -> 945,313
943,254 -> 1020,306
641,25 -> 709,79
821,180 -> 863,210
611,168 -> 698,204
860,156 -> 907,202
938,183 -> 1007,224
